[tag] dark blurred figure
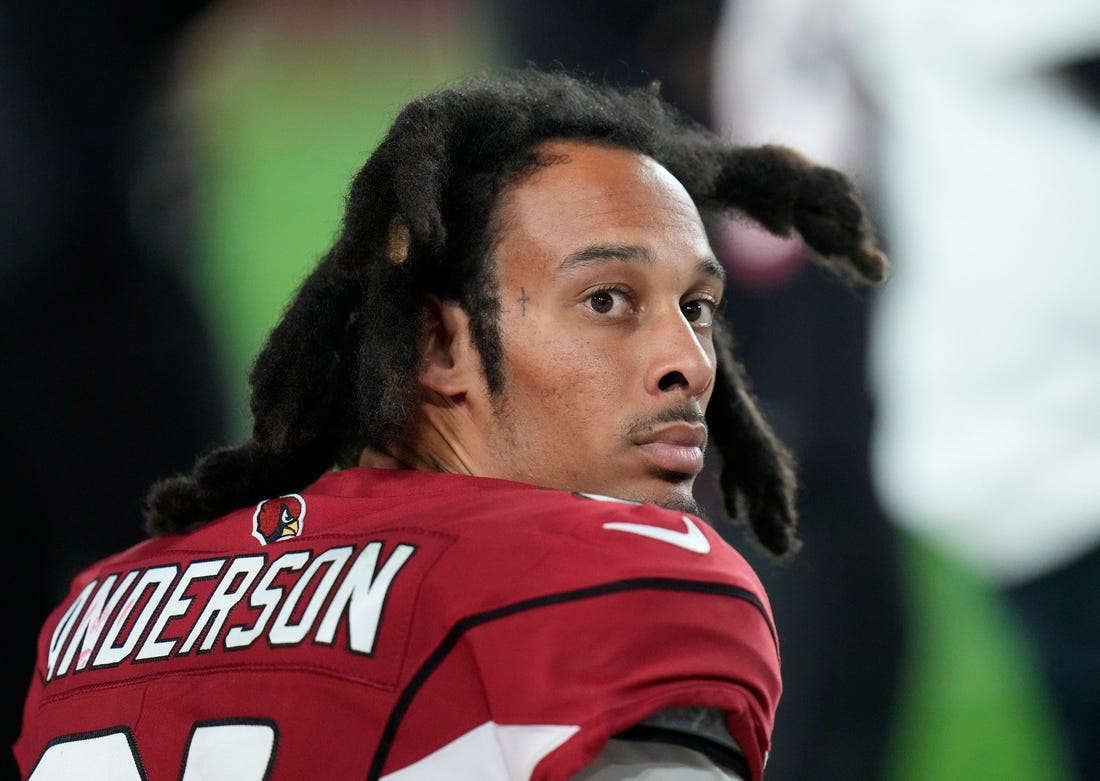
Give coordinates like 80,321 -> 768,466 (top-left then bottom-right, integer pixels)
489,0 -> 723,126
491,2 -> 907,779
709,3 -> 908,779
702,255 -> 905,781
1,2 -> 225,776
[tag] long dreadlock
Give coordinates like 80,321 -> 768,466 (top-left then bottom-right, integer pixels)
144,68 -> 887,556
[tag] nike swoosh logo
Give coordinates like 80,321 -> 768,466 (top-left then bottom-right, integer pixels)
602,516 -> 711,554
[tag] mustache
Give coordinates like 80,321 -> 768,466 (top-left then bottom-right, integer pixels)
623,404 -> 708,439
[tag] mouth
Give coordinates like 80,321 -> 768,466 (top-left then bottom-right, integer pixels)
633,422 -> 707,476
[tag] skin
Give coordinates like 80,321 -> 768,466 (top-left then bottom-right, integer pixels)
383,140 -> 725,513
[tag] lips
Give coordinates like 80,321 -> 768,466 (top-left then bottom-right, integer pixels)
634,423 -> 707,448
634,422 -> 707,475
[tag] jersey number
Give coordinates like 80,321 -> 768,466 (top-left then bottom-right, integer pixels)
29,720 -> 277,780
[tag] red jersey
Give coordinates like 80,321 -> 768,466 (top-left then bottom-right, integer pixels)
15,468 -> 781,780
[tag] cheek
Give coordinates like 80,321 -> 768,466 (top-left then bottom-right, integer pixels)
702,344 -> 718,407
502,330 -> 625,420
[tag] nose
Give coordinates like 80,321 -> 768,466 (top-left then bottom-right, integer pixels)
644,306 -> 716,399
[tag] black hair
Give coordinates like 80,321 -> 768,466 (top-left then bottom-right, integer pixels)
143,68 -> 886,556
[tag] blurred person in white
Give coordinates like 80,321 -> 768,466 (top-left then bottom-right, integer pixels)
719,1 -> 1100,778
859,4 -> 1100,779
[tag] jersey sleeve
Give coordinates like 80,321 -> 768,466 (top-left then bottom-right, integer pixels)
373,495 -> 781,781
570,738 -> 746,781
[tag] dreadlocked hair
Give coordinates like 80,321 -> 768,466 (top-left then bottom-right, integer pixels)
144,67 -> 887,556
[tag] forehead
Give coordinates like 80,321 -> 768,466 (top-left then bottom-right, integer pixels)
492,140 -> 712,274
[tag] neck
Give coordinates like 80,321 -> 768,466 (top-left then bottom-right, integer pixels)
386,407 -> 483,476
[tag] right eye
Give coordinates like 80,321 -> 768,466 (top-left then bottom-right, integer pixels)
586,287 -> 631,316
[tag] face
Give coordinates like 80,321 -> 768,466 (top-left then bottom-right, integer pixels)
471,140 -> 724,512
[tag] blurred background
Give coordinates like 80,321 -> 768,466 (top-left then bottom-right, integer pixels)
4,1 -> 1098,779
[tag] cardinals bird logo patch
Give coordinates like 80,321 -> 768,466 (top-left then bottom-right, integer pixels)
252,494 -> 306,545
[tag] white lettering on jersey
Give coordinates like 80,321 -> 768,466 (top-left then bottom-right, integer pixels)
180,555 -> 264,654
269,546 -> 353,645
137,559 -> 226,661
60,571 -> 139,675
226,550 -> 310,649
94,565 -> 177,667
46,579 -> 97,679
602,515 -> 712,554
316,542 -> 416,655
45,541 -> 417,682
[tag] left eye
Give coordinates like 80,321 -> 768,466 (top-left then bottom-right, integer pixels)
682,299 -> 716,326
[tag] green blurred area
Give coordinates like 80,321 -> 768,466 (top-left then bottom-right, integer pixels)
181,11 -> 1073,780
183,10 -> 501,435
887,534 -> 1071,781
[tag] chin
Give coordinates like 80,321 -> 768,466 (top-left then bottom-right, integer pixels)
656,492 -> 700,515
581,475 -> 699,515
627,477 -> 699,515
647,471 -> 700,515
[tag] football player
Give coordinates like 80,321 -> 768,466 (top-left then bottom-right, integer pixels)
16,69 -> 885,780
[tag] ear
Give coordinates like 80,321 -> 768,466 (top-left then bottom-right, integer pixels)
417,295 -> 483,398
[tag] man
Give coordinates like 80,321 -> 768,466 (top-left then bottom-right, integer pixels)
15,69 -> 885,780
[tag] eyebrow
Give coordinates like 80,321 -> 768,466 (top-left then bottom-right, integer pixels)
556,242 -> 727,285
